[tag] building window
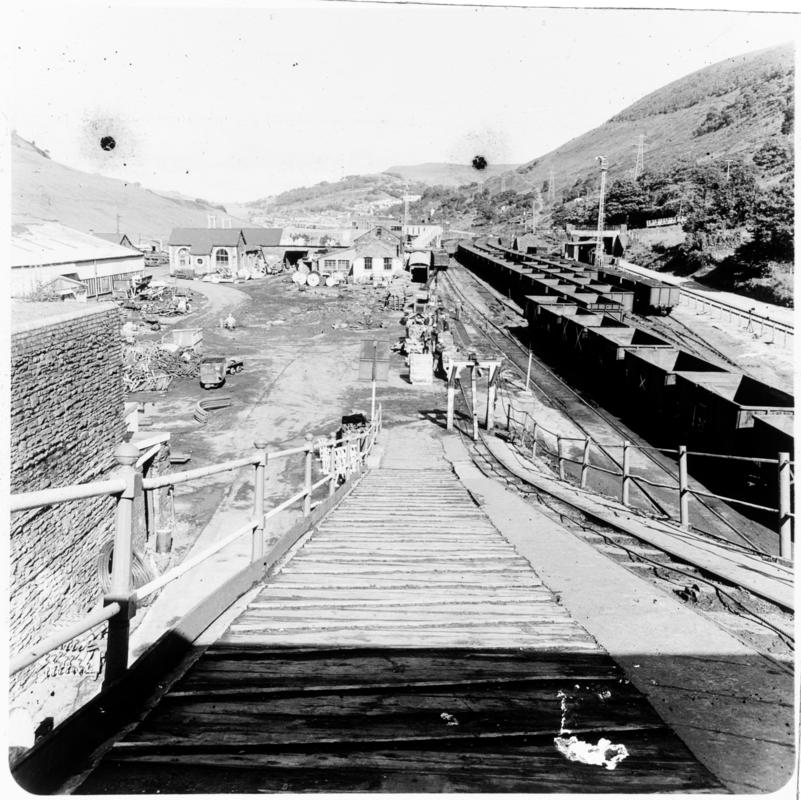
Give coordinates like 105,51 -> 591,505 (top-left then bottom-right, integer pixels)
337,260 -> 349,270
364,257 -> 373,270
216,249 -> 229,267
324,260 -> 336,269
383,258 -> 392,271
178,248 -> 189,267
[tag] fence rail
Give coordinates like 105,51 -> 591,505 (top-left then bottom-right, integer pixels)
9,404 -> 383,682
680,288 -> 793,345
500,395 -> 793,558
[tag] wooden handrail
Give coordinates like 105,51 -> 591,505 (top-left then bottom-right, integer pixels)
142,454 -> 258,489
11,603 -> 121,675
11,412 -> 386,680
10,478 -> 127,512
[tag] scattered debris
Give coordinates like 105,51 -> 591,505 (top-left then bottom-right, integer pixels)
123,343 -> 203,392
440,712 -> 459,727
554,736 -> 629,770
194,396 -> 233,423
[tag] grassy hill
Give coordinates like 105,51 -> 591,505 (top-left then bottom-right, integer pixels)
384,162 -> 519,187
485,44 -> 794,197
11,132 -> 249,245
240,173 -> 414,221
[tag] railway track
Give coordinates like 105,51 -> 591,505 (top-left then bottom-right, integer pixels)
438,262 -> 773,554
629,311 -> 740,369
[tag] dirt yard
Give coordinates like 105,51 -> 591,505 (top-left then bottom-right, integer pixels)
125,271 -> 447,580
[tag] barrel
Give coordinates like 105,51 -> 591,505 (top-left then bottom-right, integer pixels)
292,272 -> 307,285
325,276 -> 336,287
307,272 -> 321,287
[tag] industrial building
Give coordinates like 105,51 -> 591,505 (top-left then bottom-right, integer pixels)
10,221 -> 145,299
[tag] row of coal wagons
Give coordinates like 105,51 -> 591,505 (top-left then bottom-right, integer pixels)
474,239 -> 680,316
526,292 -> 794,500
457,242 -> 630,318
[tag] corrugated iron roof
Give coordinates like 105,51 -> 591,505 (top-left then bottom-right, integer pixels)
11,221 -> 145,267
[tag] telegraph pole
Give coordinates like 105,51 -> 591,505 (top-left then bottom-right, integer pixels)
594,156 -> 608,268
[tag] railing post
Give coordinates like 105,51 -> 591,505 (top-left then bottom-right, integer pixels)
580,437 -> 591,489
621,440 -> 631,507
252,440 -> 268,561
531,422 -> 538,458
778,451 -> 792,559
104,442 -> 141,686
678,445 -> 689,529
303,433 -> 313,516
446,368 -> 456,432
556,435 -> 565,479
471,365 -> 479,441
328,432 -> 337,497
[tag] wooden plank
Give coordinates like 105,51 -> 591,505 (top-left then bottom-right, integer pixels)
77,731 -> 722,794
217,633 -> 601,649
118,682 -> 661,746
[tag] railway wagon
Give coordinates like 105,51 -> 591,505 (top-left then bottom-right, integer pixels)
432,249 -> 450,272
408,250 -> 431,284
525,249 -> 679,316
597,266 -> 680,315
524,295 -> 580,327
623,348 -> 729,434
672,372 -> 795,452
579,327 -> 672,404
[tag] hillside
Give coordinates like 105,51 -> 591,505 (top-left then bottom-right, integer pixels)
239,173 -> 416,223
384,162 -> 519,187
485,44 -> 794,197
11,133 -> 249,245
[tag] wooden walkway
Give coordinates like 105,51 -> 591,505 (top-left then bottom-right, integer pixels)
77,426 -> 723,793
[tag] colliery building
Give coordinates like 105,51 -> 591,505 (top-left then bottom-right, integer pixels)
168,227 -> 284,276
11,221 -> 145,299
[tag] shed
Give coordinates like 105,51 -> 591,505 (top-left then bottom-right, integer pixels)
11,221 -> 144,298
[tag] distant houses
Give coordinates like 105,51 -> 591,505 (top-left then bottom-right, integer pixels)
10,221 -> 144,298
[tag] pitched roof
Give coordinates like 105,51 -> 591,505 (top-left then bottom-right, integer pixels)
354,226 -> 401,245
11,221 -> 144,267
241,227 -> 283,247
92,232 -> 137,248
168,228 -> 244,252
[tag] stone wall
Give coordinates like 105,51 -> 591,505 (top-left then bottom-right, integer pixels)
10,302 -> 128,722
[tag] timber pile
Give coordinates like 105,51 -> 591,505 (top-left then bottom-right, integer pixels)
123,343 -> 202,392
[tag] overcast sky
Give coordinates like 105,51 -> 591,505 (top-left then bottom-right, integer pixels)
6,2 -> 798,202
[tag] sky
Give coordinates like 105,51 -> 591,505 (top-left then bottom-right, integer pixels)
5,2 -> 799,202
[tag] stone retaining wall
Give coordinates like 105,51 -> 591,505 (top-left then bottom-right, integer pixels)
10,302 -> 127,723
